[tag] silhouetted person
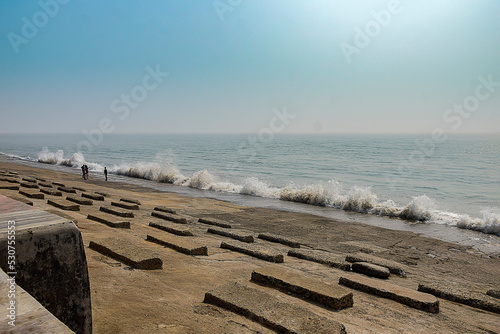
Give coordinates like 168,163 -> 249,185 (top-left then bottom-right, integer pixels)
85,165 -> 89,180
104,167 -> 108,181
81,165 -> 85,180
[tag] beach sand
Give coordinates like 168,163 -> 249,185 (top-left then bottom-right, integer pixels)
1,161 -> 499,333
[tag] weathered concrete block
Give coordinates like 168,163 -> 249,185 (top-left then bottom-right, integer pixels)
82,192 -> 105,201
207,227 -> 254,243
22,177 -> 37,183
38,182 -> 53,188
339,275 -> 439,313
487,289 -> 500,300
20,182 -> 39,189
120,197 -> 141,205
19,190 -> 44,199
48,199 -> 80,211
146,233 -> 208,255
111,201 -> 139,210
198,217 -> 232,228
153,206 -> 177,215
151,211 -> 196,224
352,262 -> 390,279
252,266 -> 353,310
72,186 -> 86,192
40,188 -> 63,196
288,248 -> 351,271
0,183 -> 19,190
346,253 -> 407,277
149,221 -> 194,236
35,177 -> 47,182
87,214 -> 130,229
67,196 -> 93,205
100,205 -> 134,218
89,237 -> 162,270
418,283 -> 500,314
52,182 -> 66,187
57,186 -> 76,194
220,240 -> 284,263
5,178 -> 20,184
258,232 -> 300,248
204,282 -> 346,334
95,191 -> 110,197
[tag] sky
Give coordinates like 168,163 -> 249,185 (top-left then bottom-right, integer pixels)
0,0 -> 499,134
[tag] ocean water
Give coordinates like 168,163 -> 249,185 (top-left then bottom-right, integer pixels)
1,133 -> 499,238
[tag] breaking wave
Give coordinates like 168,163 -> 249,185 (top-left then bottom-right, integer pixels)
11,149 -> 500,236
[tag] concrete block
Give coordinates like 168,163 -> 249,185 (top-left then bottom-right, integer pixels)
111,201 -> 139,210
204,282 -> 346,334
220,240 -> 284,263
52,182 -> 65,187
57,186 -> 76,194
19,190 -> 44,199
146,233 -> 208,255
288,248 -> 351,271
100,205 -> 134,218
151,211 -> 196,224
95,191 -> 110,197
120,197 -> 141,205
198,217 -> 232,228
0,183 -> 19,190
87,214 -> 130,229
38,182 -> 53,188
89,237 -> 162,270
149,221 -> 194,236
47,199 -> 80,211
252,266 -> 353,310
418,283 -> 500,314
40,188 -> 63,196
67,196 -> 93,205
153,206 -> 177,215
20,182 -> 39,189
352,262 -> 390,279
22,177 -> 37,183
339,275 -> 439,313
346,253 -> 407,277
207,227 -> 254,243
82,192 -> 105,201
258,232 -> 300,248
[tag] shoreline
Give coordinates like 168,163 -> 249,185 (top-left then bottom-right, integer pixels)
3,155 -> 500,255
1,159 -> 499,333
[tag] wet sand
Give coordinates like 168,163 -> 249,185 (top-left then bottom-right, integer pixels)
1,160 -> 499,333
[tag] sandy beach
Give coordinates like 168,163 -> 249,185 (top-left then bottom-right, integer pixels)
1,160 -> 499,334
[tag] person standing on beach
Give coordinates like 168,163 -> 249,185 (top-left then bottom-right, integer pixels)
104,167 -> 108,181
85,165 -> 89,180
81,165 -> 86,180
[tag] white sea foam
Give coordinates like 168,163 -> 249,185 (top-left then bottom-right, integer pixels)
16,149 -> 500,236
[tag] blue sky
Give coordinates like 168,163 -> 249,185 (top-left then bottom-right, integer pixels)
1,0 -> 499,134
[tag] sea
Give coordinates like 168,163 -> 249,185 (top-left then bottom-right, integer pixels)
1,133 -> 499,252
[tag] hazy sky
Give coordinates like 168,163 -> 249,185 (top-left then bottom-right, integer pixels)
1,0 -> 499,134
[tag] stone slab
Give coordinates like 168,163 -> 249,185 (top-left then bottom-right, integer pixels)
258,232 -> 300,248
20,182 -> 39,189
346,253 -> 407,277
38,182 -> 53,188
151,210 -> 196,224
72,186 -> 86,192
487,289 -> 500,299
339,275 -> 439,313
4,178 -> 20,184
146,233 -> 207,255
95,191 -> 110,197
57,186 -> 76,194
47,199 -> 80,211
198,217 -> 232,228
19,190 -> 44,199
35,177 -> 47,182
352,262 -> 390,279
0,183 -> 19,190
22,177 -> 37,183
252,266 -> 353,310
220,240 -> 284,263
82,192 -> 105,201
89,237 -> 162,270
100,205 -> 134,218
87,214 -> 130,229
149,221 -> 194,236
208,227 -> 254,243
120,197 -> 141,205
40,188 -> 63,196
52,182 -> 65,187
111,201 -> 139,210
153,206 -> 177,215
204,282 -> 346,334
418,283 -> 500,314
66,196 -> 93,205
288,249 -> 351,271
